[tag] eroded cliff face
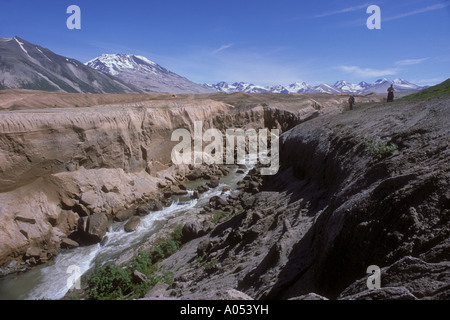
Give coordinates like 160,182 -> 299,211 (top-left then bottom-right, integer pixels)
0,98 -> 304,268
265,95 -> 449,298
151,95 -> 449,300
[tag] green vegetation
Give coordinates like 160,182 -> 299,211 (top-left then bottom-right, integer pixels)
87,262 -> 133,300
195,255 -> 219,270
398,78 -> 450,101
86,226 -> 182,300
149,228 -> 182,263
364,139 -> 398,160
211,211 -> 227,224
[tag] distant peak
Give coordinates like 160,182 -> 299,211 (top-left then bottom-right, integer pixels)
393,78 -> 408,83
375,78 -> 390,83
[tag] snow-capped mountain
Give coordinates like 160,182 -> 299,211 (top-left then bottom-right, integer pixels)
310,83 -> 341,94
0,37 -> 139,93
367,78 -> 424,94
206,79 -> 426,95
286,82 -> 313,93
392,78 -> 423,91
267,85 -> 289,94
333,80 -> 370,93
203,82 -> 270,93
86,54 -> 157,76
86,54 -> 214,94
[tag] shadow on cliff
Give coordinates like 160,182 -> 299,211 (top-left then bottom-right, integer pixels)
246,97 -> 450,299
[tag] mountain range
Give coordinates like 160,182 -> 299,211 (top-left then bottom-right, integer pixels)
0,36 -> 426,95
0,37 -> 138,93
204,78 -> 426,95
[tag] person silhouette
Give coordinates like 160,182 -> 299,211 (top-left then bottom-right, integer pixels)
387,84 -> 394,102
348,95 -> 355,110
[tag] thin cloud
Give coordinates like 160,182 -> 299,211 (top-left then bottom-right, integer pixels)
395,58 -> 429,66
338,65 -> 398,77
384,3 -> 450,22
315,3 -> 372,18
410,77 -> 446,86
212,43 -> 233,55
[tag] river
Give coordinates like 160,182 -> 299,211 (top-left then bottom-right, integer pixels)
0,164 -> 249,300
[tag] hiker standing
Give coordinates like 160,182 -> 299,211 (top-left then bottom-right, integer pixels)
348,95 -> 355,110
387,84 -> 394,102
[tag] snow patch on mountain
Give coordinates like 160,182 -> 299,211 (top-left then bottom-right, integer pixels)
15,37 -> 31,58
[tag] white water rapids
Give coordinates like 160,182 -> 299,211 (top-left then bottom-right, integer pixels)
0,164 -> 251,300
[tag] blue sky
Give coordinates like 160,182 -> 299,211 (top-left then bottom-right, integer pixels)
1,0 -> 449,86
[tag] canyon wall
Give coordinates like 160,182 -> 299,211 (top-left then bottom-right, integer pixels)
152,95 -> 449,300
0,98 -> 303,268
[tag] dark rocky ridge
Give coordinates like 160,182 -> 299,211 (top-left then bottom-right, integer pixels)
147,95 -> 449,300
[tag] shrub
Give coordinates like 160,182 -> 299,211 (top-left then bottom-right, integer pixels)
150,238 -> 180,262
132,251 -> 153,275
364,139 -> 398,159
87,262 -> 133,300
149,226 -> 183,263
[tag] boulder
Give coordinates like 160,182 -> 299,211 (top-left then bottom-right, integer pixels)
114,209 -> 134,222
133,270 -> 148,284
191,190 -> 200,199
216,197 -> 229,207
101,184 -> 119,193
245,181 -> 260,194
152,200 -> 163,211
78,212 -> 108,245
202,173 -> 214,180
124,216 -> 141,233
240,193 -> 256,209
182,220 -> 212,243
197,185 -> 209,193
135,203 -> 151,216
136,199 -> 163,215
25,247 -> 41,259
73,203 -> 90,217
171,185 -> 188,195
60,238 -> 79,249
209,196 -> 229,209
186,168 -> 202,181
207,179 -> 220,188
157,181 -> 168,189
197,239 -> 211,257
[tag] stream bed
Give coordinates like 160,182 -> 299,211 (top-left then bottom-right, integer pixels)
0,165 -> 249,300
